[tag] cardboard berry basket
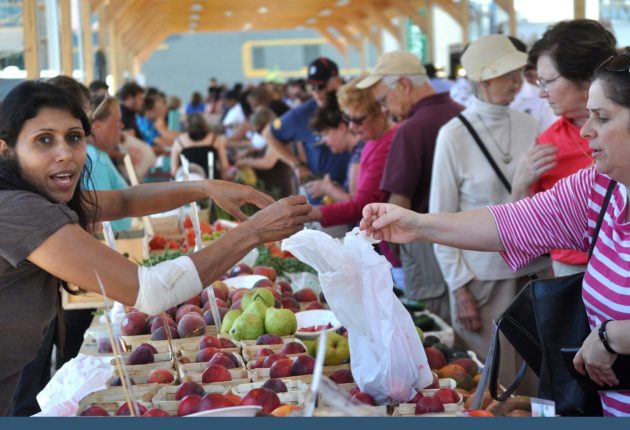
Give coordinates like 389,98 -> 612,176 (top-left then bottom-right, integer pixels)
241,338 -> 307,362
121,325 -> 218,350
151,383 -> 230,415
178,335 -> 241,361
76,384 -> 164,416
415,310 -> 455,348
177,361 -> 250,387
110,351 -> 175,373
107,367 -> 178,387
230,380 -> 310,396
247,359 -> 351,383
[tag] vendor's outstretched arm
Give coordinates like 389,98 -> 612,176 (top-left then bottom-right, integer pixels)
92,180 -> 274,222
360,203 -> 504,252
27,196 -> 311,309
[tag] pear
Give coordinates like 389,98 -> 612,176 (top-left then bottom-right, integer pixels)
220,309 -> 242,335
264,308 -> 297,336
316,332 -> 350,366
228,313 -> 265,341
301,339 -> 317,357
241,288 -> 275,310
242,300 -> 268,320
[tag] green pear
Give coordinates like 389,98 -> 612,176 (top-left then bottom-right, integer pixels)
301,339 -> 317,357
317,332 -> 350,366
242,300 -> 268,320
241,288 -> 275,310
416,326 -> 424,342
264,308 -> 297,336
220,309 -> 242,335
228,313 -> 265,341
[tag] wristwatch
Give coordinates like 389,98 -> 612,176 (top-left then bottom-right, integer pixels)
598,319 -> 618,354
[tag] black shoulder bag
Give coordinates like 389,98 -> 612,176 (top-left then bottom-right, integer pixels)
457,113 -> 511,193
481,180 -> 617,416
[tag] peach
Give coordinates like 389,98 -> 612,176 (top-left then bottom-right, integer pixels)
256,347 -> 275,358
207,352 -> 236,369
290,355 -> 315,376
186,293 -> 202,308
199,393 -> 236,411
407,391 -> 424,404
177,394 -> 202,416
143,408 -> 170,417
451,358 -> 479,377
177,312 -> 207,338
256,334 -> 283,345
196,346 -> 220,363
352,391 -> 376,406
120,312 -> 147,336
271,404 -> 302,417
253,266 -> 277,282
262,353 -> 288,368
425,347 -> 447,370
218,338 -> 236,348
149,316 -> 176,334
437,364 -> 474,391
280,342 -> 306,355
228,263 -> 252,277
230,300 -> 241,310
230,288 -> 248,303
294,288 -> 317,302
253,278 -> 274,289
262,378 -> 288,393
434,387 -> 459,405
175,381 -> 205,400
176,304 -> 203,322
151,325 -> 179,341
79,405 -> 109,416
269,358 -> 293,378
116,401 -> 148,416
201,364 -> 232,383
328,369 -> 354,384
199,335 -> 221,349
128,346 -> 154,365
147,368 -> 174,384
415,396 -> 444,415
281,298 -> 300,312
240,388 -> 280,414
250,357 -> 266,369
305,301 -> 325,310
277,281 -> 293,295
136,343 -> 158,354
203,308 -> 228,326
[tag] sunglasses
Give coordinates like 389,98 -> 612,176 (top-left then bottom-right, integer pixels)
342,112 -> 369,126
599,53 -> 630,72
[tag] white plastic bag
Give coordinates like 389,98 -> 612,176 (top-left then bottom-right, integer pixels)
283,228 -> 432,404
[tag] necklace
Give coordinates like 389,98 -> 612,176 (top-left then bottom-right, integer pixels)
476,113 -> 512,164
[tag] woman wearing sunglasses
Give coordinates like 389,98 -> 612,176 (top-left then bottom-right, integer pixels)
361,52 -> 630,416
511,19 -> 617,277
430,34 -> 551,388
305,77 -> 397,230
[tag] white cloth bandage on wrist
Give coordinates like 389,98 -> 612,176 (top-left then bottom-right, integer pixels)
135,256 -> 203,316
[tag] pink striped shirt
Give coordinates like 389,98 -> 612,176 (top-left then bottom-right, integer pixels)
488,166 -> 630,416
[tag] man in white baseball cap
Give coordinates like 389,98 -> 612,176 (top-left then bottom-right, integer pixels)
359,50 -> 464,323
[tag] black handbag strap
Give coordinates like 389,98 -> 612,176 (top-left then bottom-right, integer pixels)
484,178 -> 617,401
458,113 -> 511,193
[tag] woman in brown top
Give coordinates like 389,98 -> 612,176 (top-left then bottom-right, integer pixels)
0,81 -> 310,415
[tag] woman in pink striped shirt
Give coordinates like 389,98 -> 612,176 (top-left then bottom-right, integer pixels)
360,54 -> 630,416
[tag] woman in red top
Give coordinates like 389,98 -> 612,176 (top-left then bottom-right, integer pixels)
511,19 -> 617,276
305,77 -> 396,228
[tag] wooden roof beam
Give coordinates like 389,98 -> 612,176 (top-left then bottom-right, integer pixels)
391,0 -> 428,32
364,1 -> 404,46
314,26 -> 348,56
343,13 -> 382,53
329,22 -> 363,52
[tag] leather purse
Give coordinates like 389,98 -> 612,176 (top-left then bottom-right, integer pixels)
483,180 -> 618,416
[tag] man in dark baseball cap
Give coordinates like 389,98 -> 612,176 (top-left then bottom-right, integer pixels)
264,56 -> 349,190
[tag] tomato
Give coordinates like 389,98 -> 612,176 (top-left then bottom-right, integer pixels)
183,216 -> 193,229
200,222 -> 212,234
166,240 -> 180,250
149,235 -> 167,250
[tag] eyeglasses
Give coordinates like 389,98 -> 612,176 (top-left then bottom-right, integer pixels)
598,53 -> 630,73
342,112 -> 369,126
307,82 -> 326,92
536,75 -> 561,92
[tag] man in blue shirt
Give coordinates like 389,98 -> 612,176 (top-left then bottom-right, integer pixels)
264,57 -> 350,196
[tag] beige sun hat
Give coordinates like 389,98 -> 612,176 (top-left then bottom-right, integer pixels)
461,34 -> 527,81
356,50 -> 427,89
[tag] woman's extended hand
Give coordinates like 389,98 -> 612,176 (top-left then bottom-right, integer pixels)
305,174 -> 332,199
360,203 -> 421,244
246,195 -> 312,244
511,144 -> 558,200
207,180 -> 275,221
574,326 -> 619,387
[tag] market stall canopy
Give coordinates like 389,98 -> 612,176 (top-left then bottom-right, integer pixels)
89,0 -> 489,62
